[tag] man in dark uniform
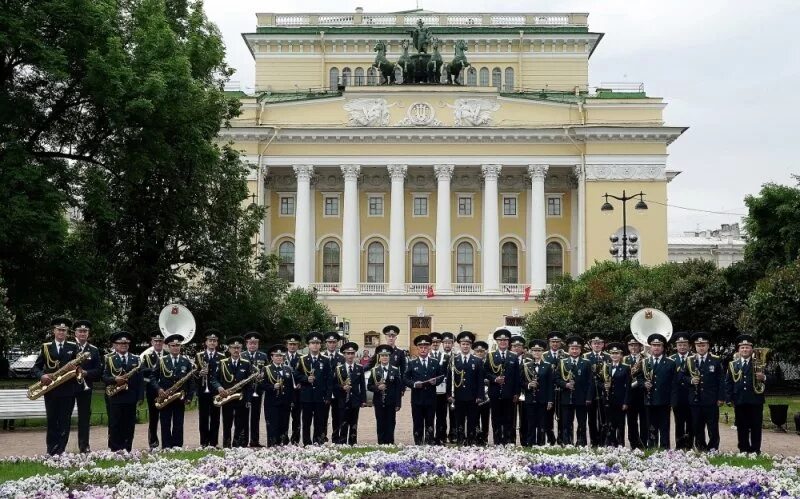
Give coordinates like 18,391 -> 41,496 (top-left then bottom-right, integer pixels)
333,341 -> 367,445
472,341 -> 491,444
72,319 -> 101,453
643,333 -> 675,449
296,332 -> 332,445
689,332 -> 726,451
583,332 -> 610,446
142,331 -> 166,449
521,339 -> 554,446
241,331 -> 267,447
262,344 -> 295,446
284,333 -> 303,444
446,331 -> 483,445
32,317 -> 79,455
102,331 -> 144,451
151,334 -> 195,448
670,332 -> 694,450
211,336 -> 253,448
726,334 -> 767,454
405,334 -> 442,445
556,335 -> 593,446
196,329 -> 223,447
511,334 -> 528,445
603,342 -> 631,447
623,335 -> 647,449
543,331 -> 566,445
383,325 -> 408,381
322,331 -> 345,443
485,328 -> 519,445
440,331 -> 456,443
429,332 -> 448,444
368,344 -> 403,444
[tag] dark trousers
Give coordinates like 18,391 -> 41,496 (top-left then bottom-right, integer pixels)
525,403 -> 548,446
561,404 -> 588,445
75,389 -> 92,452
587,398 -> 601,446
327,398 -> 342,443
490,398 -> 515,444
146,389 -> 159,447
478,402 -> 491,444
374,404 -> 397,444
453,400 -> 478,444
289,397 -> 302,444
108,402 -> 136,451
626,390 -> 646,449
265,403 -> 290,446
647,405 -> 671,449
434,394 -> 449,444
248,393 -> 263,445
44,395 -> 75,455
160,402 -> 185,448
411,403 -> 435,444
449,404 -> 458,443
606,404 -> 626,446
517,402 -> 528,445
336,405 -> 360,445
221,400 -> 248,448
691,404 -> 720,451
197,392 -> 220,447
673,403 -> 692,449
546,388 -> 560,445
734,403 -> 763,454
302,401 -> 328,445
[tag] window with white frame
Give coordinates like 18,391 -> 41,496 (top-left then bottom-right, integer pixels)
547,195 -> 562,217
457,195 -> 473,216
367,241 -> 385,282
456,241 -> 474,283
503,196 -> 518,217
413,196 -> 428,216
323,241 -> 340,283
546,242 -> 563,284
368,195 -> 384,216
501,242 -> 518,284
279,195 -> 296,216
278,241 -> 295,282
411,242 -> 430,283
323,195 -> 340,217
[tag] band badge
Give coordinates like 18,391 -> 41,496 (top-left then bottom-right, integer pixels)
709,366 -> 715,373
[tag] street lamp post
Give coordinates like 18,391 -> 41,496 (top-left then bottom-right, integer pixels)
600,190 -> 648,261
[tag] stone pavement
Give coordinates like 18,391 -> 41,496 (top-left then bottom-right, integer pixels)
1,396 -> 798,456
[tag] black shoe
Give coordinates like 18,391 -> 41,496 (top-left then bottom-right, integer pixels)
249,443 -> 264,448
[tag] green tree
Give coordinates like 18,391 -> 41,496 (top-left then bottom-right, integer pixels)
277,288 -> 335,338
743,182 -> 800,272
0,272 -> 16,351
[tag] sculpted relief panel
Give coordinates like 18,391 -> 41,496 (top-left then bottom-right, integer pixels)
343,98 -> 499,127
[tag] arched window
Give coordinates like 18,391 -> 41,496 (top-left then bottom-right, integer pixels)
354,67 -> 365,86
501,242 -> 518,284
492,67 -> 502,90
367,67 -> 378,85
504,67 -> 514,92
367,241 -> 385,283
323,241 -> 340,283
341,67 -> 352,87
394,66 -> 403,84
278,241 -> 295,283
546,242 -> 563,284
456,241 -> 474,283
411,242 -> 429,283
467,67 -> 477,86
479,67 -> 489,86
329,67 -> 339,90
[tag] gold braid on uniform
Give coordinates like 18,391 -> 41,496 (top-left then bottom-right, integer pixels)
299,355 -> 312,375
450,356 -> 465,388
335,364 -> 348,386
265,364 -> 280,385
220,359 -> 234,383
160,356 -> 175,377
107,355 -> 123,376
523,359 -> 536,383
487,351 -> 504,375
559,358 -> 572,381
42,343 -> 60,370
728,360 -> 764,394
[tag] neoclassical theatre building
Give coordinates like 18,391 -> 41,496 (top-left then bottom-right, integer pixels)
220,9 -> 687,349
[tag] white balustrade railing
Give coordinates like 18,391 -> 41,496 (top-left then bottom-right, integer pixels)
363,15 -> 397,25
406,283 -> 432,294
403,15 -> 441,26
358,282 -> 387,294
274,15 -> 310,26
310,282 -> 533,295
318,15 -> 354,25
533,15 -> 570,25
311,282 -> 340,293
452,283 -> 483,294
491,15 -> 526,25
266,12 -> 585,27
500,284 -> 528,295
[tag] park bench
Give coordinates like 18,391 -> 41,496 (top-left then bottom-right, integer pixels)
0,389 -> 78,421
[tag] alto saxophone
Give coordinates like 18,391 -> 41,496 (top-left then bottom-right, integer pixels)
106,362 -> 142,397
28,351 -> 91,400
155,365 -> 197,409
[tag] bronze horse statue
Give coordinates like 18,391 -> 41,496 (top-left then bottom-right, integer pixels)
372,41 -> 397,85
426,38 -> 444,83
444,40 -> 470,85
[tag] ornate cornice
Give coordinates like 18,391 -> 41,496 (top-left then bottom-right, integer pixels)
387,164 -> 408,181
292,164 -> 314,181
433,164 -> 455,180
481,164 -> 502,181
527,164 -> 549,181
584,164 -> 665,181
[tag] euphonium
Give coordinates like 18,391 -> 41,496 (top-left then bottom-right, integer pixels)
27,352 -> 91,400
753,348 -> 770,394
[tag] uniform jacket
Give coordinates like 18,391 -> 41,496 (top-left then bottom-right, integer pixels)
485,349 -> 520,400
686,353 -> 726,406
210,357 -> 254,400
262,363 -> 296,407
368,364 -> 403,409
74,342 -> 102,389
333,362 -> 367,408
604,362 -> 631,407
196,350 -> 224,395
390,347 -> 408,381
102,353 -> 145,405
670,353 -> 694,406
623,354 -> 646,391
32,341 -> 80,398
583,351 -> 612,400
142,349 -> 167,395
296,354 -> 333,404
643,356 -> 675,407
149,354 -> 196,403
519,359 -> 554,405
555,356 -> 593,405
404,356 -> 442,406
446,353 -> 484,402
241,349 -> 268,397
725,357 -> 767,405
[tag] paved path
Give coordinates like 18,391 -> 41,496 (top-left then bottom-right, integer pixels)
1,397 -> 798,457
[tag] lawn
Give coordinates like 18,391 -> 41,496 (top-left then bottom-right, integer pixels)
719,395 -> 800,430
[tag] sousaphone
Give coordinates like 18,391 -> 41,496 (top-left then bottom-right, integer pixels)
630,308 -> 673,347
142,304 -> 196,357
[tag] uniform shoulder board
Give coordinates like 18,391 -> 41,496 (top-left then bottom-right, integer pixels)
105,352 -> 115,357
240,358 -> 251,364
65,341 -> 76,345
42,342 -> 50,347
130,354 -> 139,359
710,353 -> 720,359
582,352 -> 590,359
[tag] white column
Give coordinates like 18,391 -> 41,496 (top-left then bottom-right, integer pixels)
292,164 -> 314,288
259,165 -> 270,257
341,164 -> 361,292
387,164 -> 407,293
574,164 -> 586,274
481,164 -> 502,294
434,164 -> 454,294
528,164 -> 548,291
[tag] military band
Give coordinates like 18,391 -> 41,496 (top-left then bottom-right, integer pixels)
405,334 -> 443,445
486,328 -> 519,445
73,320 -> 101,453
297,332 -> 332,445
196,329 -> 223,447
334,341 -> 367,444
446,331 -> 483,445
263,344 -> 296,446
643,333 -> 676,449
726,334 -> 767,454
241,332 -> 267,447
521,339 -> 554,446
210,336 -> 253,448
557,335 -> 593,446
102,331 -> 144,452
689,332 -> 725,451
284,333 -> 303,445
151,334 -> 195,449
368,345 -> 403,444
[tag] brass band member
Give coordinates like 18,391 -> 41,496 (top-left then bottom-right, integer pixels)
322,331 -> 344,443
670,332 -> 694,450
510,334 -> 528,445
543,331 -> 566,445
73,319 -> 101,453
151,334 -> 195,448
404,334 -> 442,445
521,339 -> 554,446
368,344 -> 402,444
583,332 -> 610,447
556,335 -> 593,446
644,333 -> 675,449
334,341 -> 367,445
241,331 -> 267,447
102,331 -> 144,451
604,342 -> 631,447
447,331 -> 483,445
196,329 -> 223,448
142,331 -> 166,449
689,332 -> 725,451
440,332 -> 456,443
262,344 -> 295,446
485,328 -> 519,445
32,317 -> 79,455
472,341 -> 491,445
429,332 -> 449,445
284,333 -> 304,445
210,336 -> 252,448
297,332 -> 332,445
726,334 -> 767,454
623,335 -> 647,449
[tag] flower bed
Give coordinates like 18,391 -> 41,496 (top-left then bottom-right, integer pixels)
0,445 -> 798,498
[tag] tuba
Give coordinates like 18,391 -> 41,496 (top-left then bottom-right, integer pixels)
158,304 -> 196,345
752,347 -> 770,394
630,308 -> 673,351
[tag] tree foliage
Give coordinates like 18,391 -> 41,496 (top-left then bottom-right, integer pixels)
743,182 -> 800,273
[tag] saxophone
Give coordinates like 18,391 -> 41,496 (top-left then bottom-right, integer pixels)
27,351 -> 91,400
214,370 -> 264,407
106,362 -> 142,397
155,365 -> 198,409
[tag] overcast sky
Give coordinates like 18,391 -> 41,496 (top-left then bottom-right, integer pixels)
203,0 -> 799,233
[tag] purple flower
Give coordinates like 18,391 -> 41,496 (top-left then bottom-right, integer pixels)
375,459 -> 450,478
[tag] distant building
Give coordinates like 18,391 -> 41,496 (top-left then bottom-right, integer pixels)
668,223 -> 745,268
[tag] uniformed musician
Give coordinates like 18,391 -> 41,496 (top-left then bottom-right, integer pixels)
556,335 -> 593,446
440,331 -> 456,443
404,334 -> 442,445
284,333 -> 303,445
142,330 -> 166,449
196,329 -> 223,448
446,331 -> 483,445
521,339 -> 554,446
623,335 -> 647,449
72,319 -> 101,453
603,342 -> 631,447
151,333 -> 195,448
510,334 -> 528,445
543,331 -> 566,445
382,325 -> 408,382
583,332 -> 610,447
368,344 -> 403,444
429,332 -> 448,445
643,333 -> 676,449
241,331 -> 268,447
102,331 -> 144,451
689,332 -> 725,451
485,328 -> 519,445
472,341 -> 491,445
296,332 -> 332,445
262,344 -> 295,447
726,334 -> 767,454
322,331 -> 345,443
670,332 -> 694,450
333,341 -> 367,445
210,336 -> 252,448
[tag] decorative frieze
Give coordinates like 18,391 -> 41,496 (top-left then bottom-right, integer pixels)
584,164 -> 666,181
448,98 -> 500,126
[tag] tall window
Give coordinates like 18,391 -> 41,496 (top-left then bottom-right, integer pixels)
368,196 -> 384,216
467,67 -> 477,86
413,196 -> 428,216
412,242 -> 429,283
547,196 -> 562,216
458,196 -> 472,216
367,242 -> 385,282
492,67 -> 502,90
324,196 -> 339,216
341,67 -> 352,86
503,196 -> 517,216
456,242 -> 474,283
279,195 -> 295,216
367,67 -> 378,85
323,241 -> 340,283
329,67 -> 339,90
278,241 -> 295,282
546,242 -> 563,284
501,242 -> 518,284
479,67 -> 489,86
354,67 -> 364,86
504,67 -> 514,91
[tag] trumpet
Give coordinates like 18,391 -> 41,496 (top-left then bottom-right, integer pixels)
28,352 -> 91,400
196,353 -> 210,394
